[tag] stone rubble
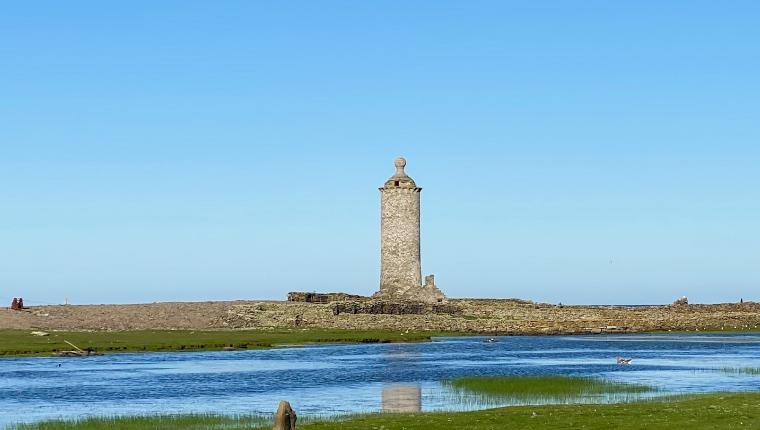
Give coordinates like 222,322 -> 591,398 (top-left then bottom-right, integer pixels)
211,299 -> 760,335
2,299 -> 758,335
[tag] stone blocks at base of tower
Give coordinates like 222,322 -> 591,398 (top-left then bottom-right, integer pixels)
372,273 -> 446,303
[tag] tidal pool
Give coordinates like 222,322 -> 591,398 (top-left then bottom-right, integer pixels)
1,333 -> 759,427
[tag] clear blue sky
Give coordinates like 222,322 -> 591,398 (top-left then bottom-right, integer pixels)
2,1 -> 758,305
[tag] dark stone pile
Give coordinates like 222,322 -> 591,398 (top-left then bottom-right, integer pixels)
287,292 -> 367,304
331,300 -> 461,316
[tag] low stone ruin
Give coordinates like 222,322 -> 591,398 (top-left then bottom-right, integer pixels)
287,292 -> 367,304
331,300 -> 460,316
372,276 -> 446,304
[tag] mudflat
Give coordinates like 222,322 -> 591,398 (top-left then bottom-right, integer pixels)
2,299 -> 758,334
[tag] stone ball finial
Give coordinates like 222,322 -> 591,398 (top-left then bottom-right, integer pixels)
384,156 -> 415,187
394,157 -> 407,176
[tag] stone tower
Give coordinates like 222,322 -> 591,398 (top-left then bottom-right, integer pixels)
376,157 -> 445,302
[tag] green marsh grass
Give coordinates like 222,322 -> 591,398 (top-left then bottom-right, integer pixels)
443,375 -> 654,405
10,393 -> 760,430
8,414 -> 271,430
0,328 -> 458,357
8,413 -> 348,430
722,367 -> 760,375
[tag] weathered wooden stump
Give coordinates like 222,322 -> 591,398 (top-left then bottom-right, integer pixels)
273,400 -> 297,430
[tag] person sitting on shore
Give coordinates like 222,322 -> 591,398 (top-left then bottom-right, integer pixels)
17,298 -> 24,309
11,298 -> 18,310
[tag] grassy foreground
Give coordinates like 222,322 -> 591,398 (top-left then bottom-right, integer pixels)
0,328 -> 456,357
10,393 -> 760,430
10,414 -> 271,430
304,394 -> 760,430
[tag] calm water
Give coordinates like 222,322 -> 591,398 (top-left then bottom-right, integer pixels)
1,333 -> 759,427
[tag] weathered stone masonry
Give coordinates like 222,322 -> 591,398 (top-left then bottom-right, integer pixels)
379,159 -> 422,294
376,157 -> 444,302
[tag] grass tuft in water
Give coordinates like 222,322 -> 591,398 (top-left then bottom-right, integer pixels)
444,375 -> 653,404
721,367 -> 760,375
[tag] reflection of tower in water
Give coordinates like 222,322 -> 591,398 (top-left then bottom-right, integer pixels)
382,384 -> 421,413
380,343 -> 422,413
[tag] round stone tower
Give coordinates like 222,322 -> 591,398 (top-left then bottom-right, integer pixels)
379,157 -> 422,295
377,157 -> 445,302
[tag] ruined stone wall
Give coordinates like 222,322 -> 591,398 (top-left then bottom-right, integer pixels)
287,292 -> 366,303
331,300 -> 460,315
380,187 -> 421,295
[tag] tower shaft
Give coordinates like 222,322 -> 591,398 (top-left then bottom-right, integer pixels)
380,187 -> 422,294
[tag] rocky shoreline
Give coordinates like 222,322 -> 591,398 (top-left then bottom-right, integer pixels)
2,299 -> 759,335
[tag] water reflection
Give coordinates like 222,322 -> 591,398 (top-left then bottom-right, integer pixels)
380,343 -> 423,412
382,384 -> 422,413
1,334 -> 758,427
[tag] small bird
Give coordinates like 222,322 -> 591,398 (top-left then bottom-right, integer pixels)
616,356 -> 633,365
